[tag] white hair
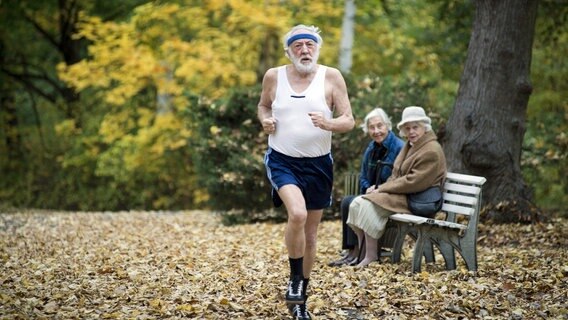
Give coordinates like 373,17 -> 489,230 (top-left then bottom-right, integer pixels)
283,24 -> 323,55
361,108 -> 393,133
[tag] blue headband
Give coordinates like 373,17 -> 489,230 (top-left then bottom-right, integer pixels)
286,33 -> 319,47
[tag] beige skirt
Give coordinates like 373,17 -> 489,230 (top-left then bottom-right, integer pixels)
346,196 -> 394,239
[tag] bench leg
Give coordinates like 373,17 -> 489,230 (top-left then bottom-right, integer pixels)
411,229 -> 426,273
391,222 -> 436,266
437,240 -> 456,270
406,229 -> 435,263
377,226 -> 397,259
459,242 -> 478,271
390,222 -> 410,263
421,237 -> 435,264
435,231 -> 475,271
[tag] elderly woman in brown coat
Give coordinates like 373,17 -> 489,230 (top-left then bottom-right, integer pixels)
346,106 -> 447,268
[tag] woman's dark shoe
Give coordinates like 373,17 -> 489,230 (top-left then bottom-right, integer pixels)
346,256 -> 359,266
328,254 -> 355,267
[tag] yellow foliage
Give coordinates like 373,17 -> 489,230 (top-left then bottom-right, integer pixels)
210,126 -> 222,135
193,188 -> 210,205
55,119 -> 79,136
137,108 -> 154,128
105,112 -> 192,173
60,16 -> 159,105
58,0 -> 452,110
99,110 -> 135,144
59,1 -> 294,105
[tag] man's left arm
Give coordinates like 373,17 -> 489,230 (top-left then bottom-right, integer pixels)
319,67 -> 355,133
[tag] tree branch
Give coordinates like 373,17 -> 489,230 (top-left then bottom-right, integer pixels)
22,13 -> 60,51
1,67 -> 58,104
59,0 -> 78,42
27,90 -> 52,154
101,0 -> 149,22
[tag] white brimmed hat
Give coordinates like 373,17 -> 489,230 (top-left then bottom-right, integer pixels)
397,106 -> 432,130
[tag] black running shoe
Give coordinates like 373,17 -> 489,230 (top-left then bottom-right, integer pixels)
289,303 -> 311,320
285,276 -> 305,304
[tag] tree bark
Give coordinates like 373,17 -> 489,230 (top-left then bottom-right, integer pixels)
59,0 -> 82,112
442,0 -> 541,223
256,30 -> 280,82
338,0 -> 355,73
1,92 -> 22,161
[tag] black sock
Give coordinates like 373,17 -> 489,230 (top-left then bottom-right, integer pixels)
289,257 -> 304,278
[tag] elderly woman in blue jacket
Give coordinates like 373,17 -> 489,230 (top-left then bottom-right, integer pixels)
328,108 -> 404,266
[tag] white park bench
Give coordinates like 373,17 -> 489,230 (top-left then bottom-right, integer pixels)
343,171 -> 487,273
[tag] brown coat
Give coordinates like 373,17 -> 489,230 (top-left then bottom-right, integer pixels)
363,131 -> 447,213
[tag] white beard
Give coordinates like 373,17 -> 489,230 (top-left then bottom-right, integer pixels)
291,51 -> 319,74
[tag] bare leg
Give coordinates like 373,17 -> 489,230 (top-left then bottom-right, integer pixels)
278,185 -> 308,259
347,196 -> 391,268
303,209 -> 323,278
349,225 -> 365,263
356,233 -> 379,268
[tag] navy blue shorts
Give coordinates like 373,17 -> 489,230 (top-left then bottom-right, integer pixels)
264,148 -> 333,210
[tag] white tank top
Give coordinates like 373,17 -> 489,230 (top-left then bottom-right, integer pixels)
268,65 -> 332,157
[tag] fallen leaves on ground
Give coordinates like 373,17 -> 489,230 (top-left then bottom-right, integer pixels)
0,210 -> 566,319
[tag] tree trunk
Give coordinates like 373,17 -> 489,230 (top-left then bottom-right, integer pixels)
442,0 -> 541,223
338,0 -> 355,73
256,30 -> 280,83
1,93 -> 22,161
58,0 -> 82,110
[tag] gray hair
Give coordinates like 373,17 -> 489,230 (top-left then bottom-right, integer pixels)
398,122 -> 432,137
283,24 -> 323,52
361,108 -> 393,133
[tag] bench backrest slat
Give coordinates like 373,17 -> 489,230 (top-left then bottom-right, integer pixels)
442,192 -> 478,206
441,202 -> 475,216
440,174 -> 485,228
446,172 -> 487,185
344,173 -> 359,196
444,182 -> 482,196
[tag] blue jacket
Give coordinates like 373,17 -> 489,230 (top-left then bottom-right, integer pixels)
358,131 -> 404,194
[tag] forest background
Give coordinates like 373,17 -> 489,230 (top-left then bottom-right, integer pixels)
0,0 -> 566,221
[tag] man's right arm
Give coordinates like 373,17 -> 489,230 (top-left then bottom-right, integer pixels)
258,68 -> 277,134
